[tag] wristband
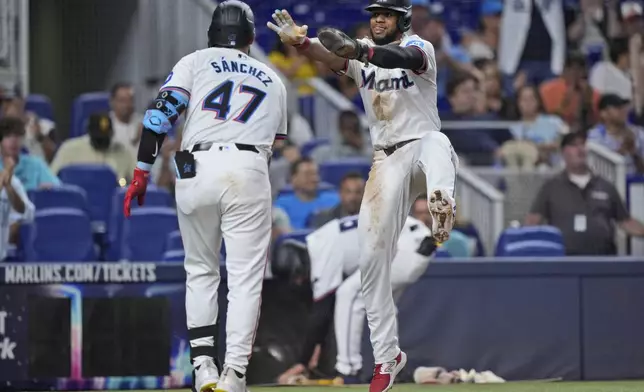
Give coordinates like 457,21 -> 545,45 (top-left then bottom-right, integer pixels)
294,37 -> 311,51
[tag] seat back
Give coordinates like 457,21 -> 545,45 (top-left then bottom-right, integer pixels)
70,92 -> 110,137
122,207 -> 179,261
28,184 -> 89,213
25,94 -> 54,120
318,159 -> 371,187
495,226 -> 564,256
26,208 -> 95,261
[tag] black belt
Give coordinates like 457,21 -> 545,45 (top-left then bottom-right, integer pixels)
382,139 -> 419,156
191,142 -> 259,154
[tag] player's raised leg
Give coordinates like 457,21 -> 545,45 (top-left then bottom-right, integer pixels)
176,179 -> 224,392
217,153 -> 272,392
418,132 -> 459,243
358,149 -> 414,392
334,270 -> 365,380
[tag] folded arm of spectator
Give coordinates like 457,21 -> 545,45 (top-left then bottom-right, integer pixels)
630,34 -> 644,116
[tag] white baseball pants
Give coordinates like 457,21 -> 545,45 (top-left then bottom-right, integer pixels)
175,143 -> 272,374
358,132 -> 458,364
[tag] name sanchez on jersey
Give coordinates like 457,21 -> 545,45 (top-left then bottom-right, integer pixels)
210,59 -> 273,87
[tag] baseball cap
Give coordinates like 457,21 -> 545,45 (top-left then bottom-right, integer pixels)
622,1 -> 643,20
427,2 -> 445,21
480,0 -> 503,16
87,113 -> 113,134
411,0 -> 430,6
598,94 -> 630,110
560,132 -> 586,150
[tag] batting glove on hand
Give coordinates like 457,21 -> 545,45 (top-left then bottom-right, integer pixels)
267,9 -> 309,46
123,168 -> 149,218
317,27 -> 370,64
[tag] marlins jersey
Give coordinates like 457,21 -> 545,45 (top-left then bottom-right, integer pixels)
306,214 -> 430,300
161,47 -> 288,150
339,35 -> 440,150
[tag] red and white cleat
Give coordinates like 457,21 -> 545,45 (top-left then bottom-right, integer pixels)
369,351 -> 407,392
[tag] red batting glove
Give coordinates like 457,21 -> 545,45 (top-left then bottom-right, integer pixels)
123,168 -> 149,218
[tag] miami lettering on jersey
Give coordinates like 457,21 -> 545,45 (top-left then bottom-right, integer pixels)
360,69 -> 415,92
210,59 -> 274,87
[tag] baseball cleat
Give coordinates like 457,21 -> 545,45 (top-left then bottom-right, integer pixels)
428,189 -> 454,243
369,351 -> 407,392
215,366 -> 248,392
194,358 -> 219,392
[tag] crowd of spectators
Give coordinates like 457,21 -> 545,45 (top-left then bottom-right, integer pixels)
3,0 -> 644,260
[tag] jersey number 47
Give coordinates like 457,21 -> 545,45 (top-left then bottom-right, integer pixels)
202,79 -> 266,123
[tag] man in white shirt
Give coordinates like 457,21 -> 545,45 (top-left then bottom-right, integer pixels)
109,82 -> 143,154
0,156 -> 35,261
589,38 -> 633,100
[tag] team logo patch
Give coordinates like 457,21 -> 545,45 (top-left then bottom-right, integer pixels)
405,40 -> 424,48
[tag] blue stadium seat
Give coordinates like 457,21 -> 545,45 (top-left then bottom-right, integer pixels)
107,185 -> 174,260
301,138 -> 330,158
25,94 -> 54,121
166,230 -> 183,252
70,92 -> 110,138
28,184 -> 89,213
495,226 -> 565,257
162,249 -> 185,262
122,207 -> 179,261
318,159 -> 371,187
277,181 -> 335,198
435,248 -> 451,258
501,240 -> 565,257
58,165 -> 118,232
25,208 -> 96,261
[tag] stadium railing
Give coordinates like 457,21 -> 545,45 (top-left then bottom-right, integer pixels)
587,141 -> 628,254
0,0 -> 28,92
455,166 -> 505,255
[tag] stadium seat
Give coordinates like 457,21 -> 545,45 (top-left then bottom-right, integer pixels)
122,207 -> 179,261
58,165 -> 119,232
70,92 -> 110,138
435,248 -> 451,258
28,184 -> 89,213
501,240 -> 565,257
162,249 -> 185,262
25,208 -> 96,261
166,230 -> 183,252
300,138 -> 330,158
495,226 -> 565,257
277,182 -> 335,198
318,158 -> 371,187
107,185 -> 174,260
25,94 -> 54,121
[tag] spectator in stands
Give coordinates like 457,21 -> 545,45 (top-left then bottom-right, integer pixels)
0,148 -> 35,261
269,40 -> 317,97
589,38 -> 632,100
540,52 -> 599,132
441,73 -> 509,165
274,158 -> 340,229
410,0 -> 430,35
286,111 -> 314,147
526,132 -> 644,255
460,0 -> 502,61
310,110 -> 371,162
0,117 -> 59,190
621,1 -> 644,38
309,172 -> 364,228
272,206 -> 292,243
270,139 -> 301,199
411,194 -> 473,257
419,3 -> 473,98
477,59 -> 513,118
1,92 -> 57,163
624,6 -> 644,121
502,85 -> 568,168
109,82 -> 142,155
587,94 -> 644,174
499,0 -> 567,86
50,113 -> 136,181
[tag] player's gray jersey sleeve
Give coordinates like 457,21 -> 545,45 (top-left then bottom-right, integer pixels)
403,37 -> 436,80
160,53 -> 195,97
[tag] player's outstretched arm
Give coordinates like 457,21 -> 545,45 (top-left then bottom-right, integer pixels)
267,10 -> 347,72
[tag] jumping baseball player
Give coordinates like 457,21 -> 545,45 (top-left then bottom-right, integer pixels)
268,1 -> 458,390
278,214 -> 437,384
123,2 -> 287,392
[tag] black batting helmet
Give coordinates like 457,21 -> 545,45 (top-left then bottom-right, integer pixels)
365,0 -> 412,33
208,0 -> 255,49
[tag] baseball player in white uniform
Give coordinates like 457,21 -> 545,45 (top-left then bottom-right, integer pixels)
123,2 -> 287,392
268,1 -> 458,390
278,214 -> 437,384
